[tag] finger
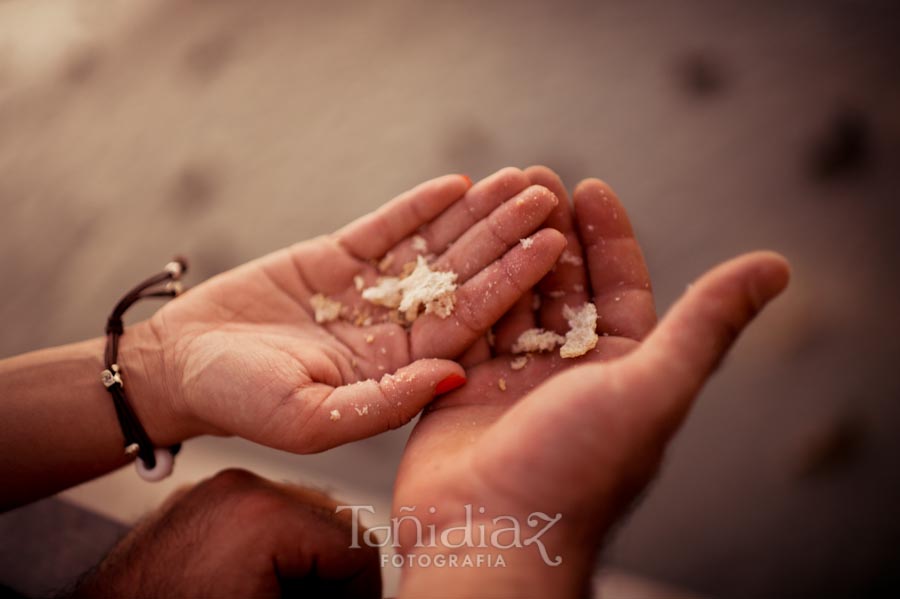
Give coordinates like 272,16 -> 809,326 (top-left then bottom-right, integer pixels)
411,228 -> 567,359
298,359 -> 466,451
525,165 -> 591,334
433,184 -> 559,283
482,253 -> 788,510
458,337 -> 492,368
622,251 -> 791,429
492,291 -> 537,354
574,178 -> 656,339
334,174 -> 470,261
383,167 -> 530,272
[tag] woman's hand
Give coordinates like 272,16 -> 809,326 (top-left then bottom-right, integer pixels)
390,167 -> 790,598
138,168 -> 566,452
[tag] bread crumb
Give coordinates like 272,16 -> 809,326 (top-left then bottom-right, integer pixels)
362,277 -> 403,309
560,303 -> 599,358
400,260 -> 418,277
532,295 -> 541,311
498,378 -> 507,391
329,409 -> 341,421
512,329 -> 565,354
411,235 -> 428,253
520,237 -> 535,249
354,405 -> 369,416
310,294 -> 342,323
510,356 -> 528,370
354,275 -> 365,291
362,256 -> 458,321
548,290 -> 565,299
365,334 -> 375,343
378,253 -> 395,273
559,251 -> 583,266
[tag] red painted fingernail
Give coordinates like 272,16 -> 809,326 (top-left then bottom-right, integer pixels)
434,374 -> 467,396
459,174 -> 472,187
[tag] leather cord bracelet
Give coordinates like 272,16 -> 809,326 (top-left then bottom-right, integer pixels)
100,257 -> 187,482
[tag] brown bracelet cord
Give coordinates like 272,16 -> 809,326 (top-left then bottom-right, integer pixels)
100,257 -> 187,471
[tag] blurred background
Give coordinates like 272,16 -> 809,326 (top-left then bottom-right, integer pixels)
1,0 -> 899,597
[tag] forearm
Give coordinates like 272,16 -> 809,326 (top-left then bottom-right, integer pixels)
0,322 -> 187,511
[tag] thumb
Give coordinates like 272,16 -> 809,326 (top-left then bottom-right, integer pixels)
622,250 -> 790,430
302,359 -> 466,451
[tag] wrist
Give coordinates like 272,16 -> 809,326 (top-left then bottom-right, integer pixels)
116,320 -> 197,447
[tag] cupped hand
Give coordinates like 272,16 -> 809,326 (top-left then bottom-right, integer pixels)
391,167 -> 790,597
138,168 -> 566,453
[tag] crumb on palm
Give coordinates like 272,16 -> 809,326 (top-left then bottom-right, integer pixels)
512,329 -> 565,354
411,235 -> 428,253
559,302 -> 599,358
559,251 -> 583,266
310,294 -> 342,323
378,252 -> 395,273
362,256 -> 457,321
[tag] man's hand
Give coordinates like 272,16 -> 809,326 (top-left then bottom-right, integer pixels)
70,469 -> 379,599
132,168 -> 566,453
391,167 -> 791,598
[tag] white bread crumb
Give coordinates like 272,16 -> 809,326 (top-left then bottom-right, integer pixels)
378,252 -> 395,273
411,235 -> 428,253
365,334 -> 375,344
329,409 -> 341,421
398,256 -> 457,319
559,302 -> 599,358
361,276 -> 403,308
512,328 -> 565,354
559,251 -> 583,266
353,275 -> 365,291
498,378 -> 507,391
362,256 -> 457,321
354,405 -> 369,416
520,236 -> 535,249
509,356 -> 528,370
310,294 -> 342,323
548,290 -> 566,299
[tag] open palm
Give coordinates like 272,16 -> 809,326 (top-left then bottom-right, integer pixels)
146,168 -> 567,453
392,167 -> 790,597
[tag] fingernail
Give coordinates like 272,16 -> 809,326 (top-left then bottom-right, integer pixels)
434,374 -> 467,396
459,174 -> 472,187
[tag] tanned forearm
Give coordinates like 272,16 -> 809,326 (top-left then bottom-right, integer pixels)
0,322 -> 186,511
